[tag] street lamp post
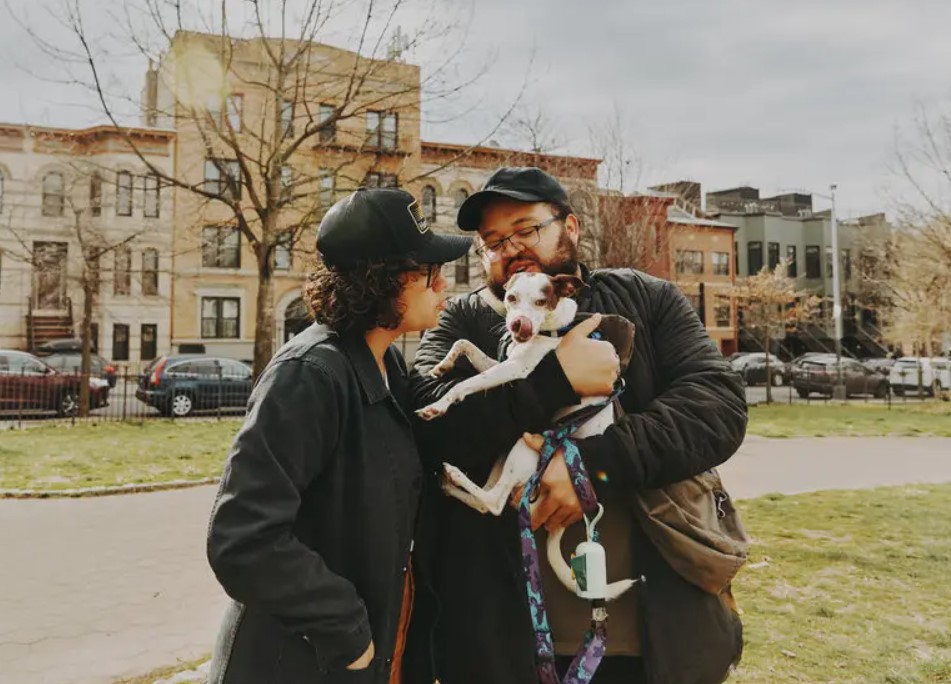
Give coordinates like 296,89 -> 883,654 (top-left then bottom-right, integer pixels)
829,184 -> 846,400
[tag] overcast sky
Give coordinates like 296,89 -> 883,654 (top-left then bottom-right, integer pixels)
3,0 -> 951,219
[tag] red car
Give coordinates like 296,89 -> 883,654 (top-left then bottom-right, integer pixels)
0,349 -> 110,415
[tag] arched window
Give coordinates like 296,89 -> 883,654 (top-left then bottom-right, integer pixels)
453,187 -> 469,208
422,185 -> 437,222
42,172 -> 64,217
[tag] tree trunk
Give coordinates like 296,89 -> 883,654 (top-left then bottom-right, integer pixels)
764,331 -> 773,404
253,242 -> 276,379
79,277 -> 94,417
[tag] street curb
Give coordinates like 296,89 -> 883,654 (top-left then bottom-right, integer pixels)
0,477 -> 220,500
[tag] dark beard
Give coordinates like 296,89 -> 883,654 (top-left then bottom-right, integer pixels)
487,229 -> 579,300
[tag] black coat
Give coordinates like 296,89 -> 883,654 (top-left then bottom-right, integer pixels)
411,268 -> 749,684
207,324 -> 433,684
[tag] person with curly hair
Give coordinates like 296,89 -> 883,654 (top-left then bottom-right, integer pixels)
206,188 -> 471,684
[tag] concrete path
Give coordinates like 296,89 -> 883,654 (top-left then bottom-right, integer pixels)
1,436 -> 949,684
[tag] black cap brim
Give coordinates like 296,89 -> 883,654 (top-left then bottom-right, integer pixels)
407,232 -> 472,264
457,189 -> 548,231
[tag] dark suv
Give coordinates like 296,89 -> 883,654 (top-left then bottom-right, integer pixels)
0,349 -> 110,415
135,355 -> 253,417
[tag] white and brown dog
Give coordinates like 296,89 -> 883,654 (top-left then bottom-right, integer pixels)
417,271 -> 635,600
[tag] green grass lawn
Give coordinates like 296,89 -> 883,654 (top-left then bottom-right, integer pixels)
0,419 -> 242,491
732,483 -> 951,683
1,402 -> 949,491
746,401 -> 951,438
111,484 -> 951,684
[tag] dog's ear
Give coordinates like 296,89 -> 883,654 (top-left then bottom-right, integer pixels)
552,274 -> 584,299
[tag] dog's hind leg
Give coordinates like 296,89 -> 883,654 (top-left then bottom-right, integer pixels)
441,478 -> 490,514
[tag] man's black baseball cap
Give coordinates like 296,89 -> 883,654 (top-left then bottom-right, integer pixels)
317,188 -> 471,268
456,166 -> 570,231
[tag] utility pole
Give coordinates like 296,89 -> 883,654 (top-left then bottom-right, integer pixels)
830,184 -> 846,400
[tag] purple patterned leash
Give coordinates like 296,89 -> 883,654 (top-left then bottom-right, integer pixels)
517,412 -> 611,684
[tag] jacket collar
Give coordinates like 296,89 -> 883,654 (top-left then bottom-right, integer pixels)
337,331 -> 393,405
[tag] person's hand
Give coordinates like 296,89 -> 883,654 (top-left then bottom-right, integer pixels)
554,314 -> 619,397
346,640 -> 375,670
520,433 -> 584,532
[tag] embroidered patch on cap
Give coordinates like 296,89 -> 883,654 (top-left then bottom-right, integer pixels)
407,199 -> 430,234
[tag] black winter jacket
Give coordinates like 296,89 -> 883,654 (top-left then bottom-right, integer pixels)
411,268 -> 749,684
207,324 -> 433,684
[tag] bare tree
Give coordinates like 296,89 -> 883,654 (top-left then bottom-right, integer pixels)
730,259 -> 819,404
2,167 -> 155,415
14,0 -> 523,376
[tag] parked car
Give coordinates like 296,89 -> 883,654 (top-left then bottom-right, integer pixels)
135,355 -> 253,417
889,357 -> 951,396
36,351 -> 118,388
731,352 -> 787,386
862,357 -> 896,375
792,357 -> 889,398
0,349 -> 110,415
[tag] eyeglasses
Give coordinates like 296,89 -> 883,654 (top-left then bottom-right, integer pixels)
417,263 -> 444,288
475,216 -> 561,260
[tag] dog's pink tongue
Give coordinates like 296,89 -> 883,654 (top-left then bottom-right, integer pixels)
510,316 -> 534,341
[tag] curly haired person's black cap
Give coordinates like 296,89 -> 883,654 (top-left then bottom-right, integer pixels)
317,188 -> 471,268
456,166 -> 570,231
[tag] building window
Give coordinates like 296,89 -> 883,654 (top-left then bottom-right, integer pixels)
422,185 -> 437,222
364,172 -> 398,188
281,99 -> 294,138
842,248 -> 852,281
453,188 -> 469,208
712,252 -> 730,276
89,172 -> 101,217
112,323 -> 130,361
280,165 -> 293,201
274,232 -> 292,270
142,248 -> 159,295
201,297 -> 240,338
366,111 -> 397,150
319,169 -> 335,207
747,241 -> 763,275
90,322 -> 99,353
116,171 -> 133,216
805,245 -> 821,278
114,246 -> 131,295
140,324 -> 157,361
675,249 -> 704,275
455,251 -> 470,285
686,294 -> 703,322
83,245 -> 101,295
42,172 -> 65,217
202,226 -> 241,268
714,296 -> 731,328
226,94 -> 243,132
143,175 -> 160,218
767,242 -> 780,270
786,245 -> 798,277
825,246 -> 833,279
204,159 -> 241,200
318,103 -> 336,142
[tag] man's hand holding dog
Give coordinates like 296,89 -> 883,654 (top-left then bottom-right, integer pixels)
555,314 -> 620,396
520,433 -> 584,531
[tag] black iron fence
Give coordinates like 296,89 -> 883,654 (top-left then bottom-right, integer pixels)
0,367 -> 251,426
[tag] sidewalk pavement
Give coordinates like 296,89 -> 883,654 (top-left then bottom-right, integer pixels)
1,436 -> 950,684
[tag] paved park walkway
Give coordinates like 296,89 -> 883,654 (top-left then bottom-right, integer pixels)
1,436 -> 950,683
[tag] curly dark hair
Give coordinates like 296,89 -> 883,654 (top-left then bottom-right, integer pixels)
303,258 -> 420,336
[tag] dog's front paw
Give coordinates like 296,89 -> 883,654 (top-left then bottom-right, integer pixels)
429,360 -> 454,378
415,398 -> 452,421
